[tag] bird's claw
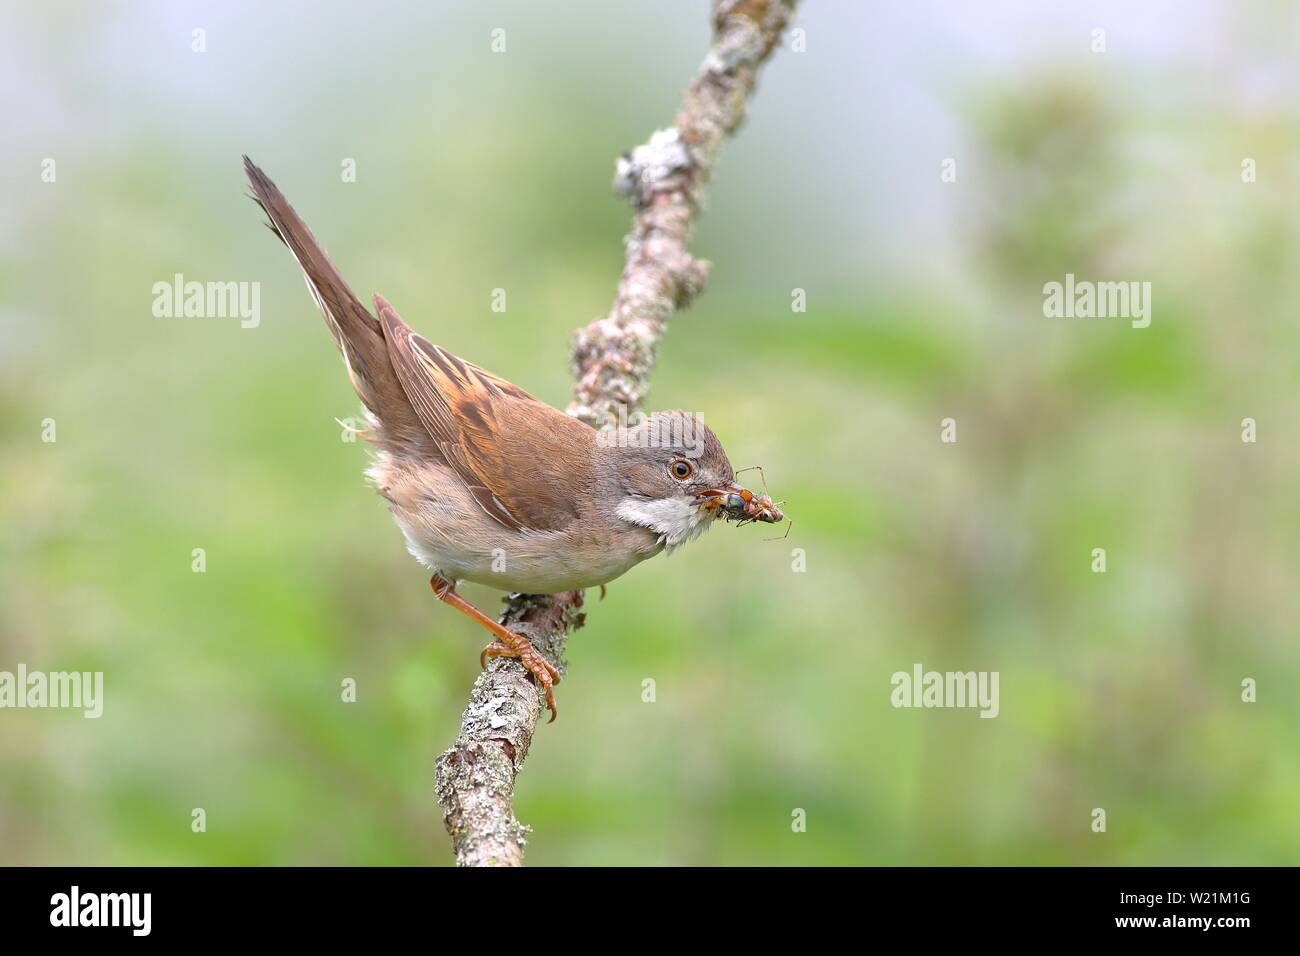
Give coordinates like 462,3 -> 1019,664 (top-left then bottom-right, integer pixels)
480,639 -> 560,723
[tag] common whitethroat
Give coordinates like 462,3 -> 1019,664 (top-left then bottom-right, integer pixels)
243,157 -> 782,721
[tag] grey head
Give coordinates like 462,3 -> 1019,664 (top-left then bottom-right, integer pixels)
595,410 -> 740,550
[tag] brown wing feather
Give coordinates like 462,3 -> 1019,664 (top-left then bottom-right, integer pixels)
375,295 -> 596,532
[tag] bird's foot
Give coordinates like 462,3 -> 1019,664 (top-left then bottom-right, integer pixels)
480,636 -> 560,723
430,572 -> 561,723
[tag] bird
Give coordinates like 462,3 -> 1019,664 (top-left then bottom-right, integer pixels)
242,156 -> 782,721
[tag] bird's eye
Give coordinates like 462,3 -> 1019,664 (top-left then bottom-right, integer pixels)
670,460 -> 694,480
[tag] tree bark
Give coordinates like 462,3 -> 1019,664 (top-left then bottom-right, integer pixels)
434,0 -> 799,867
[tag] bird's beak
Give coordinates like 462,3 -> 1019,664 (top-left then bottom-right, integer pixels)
695,482 -> 784,524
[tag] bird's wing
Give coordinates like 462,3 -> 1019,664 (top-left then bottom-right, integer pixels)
375,294 -> 596,533
243,156 -> 433,455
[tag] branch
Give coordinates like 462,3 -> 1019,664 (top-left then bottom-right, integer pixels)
434,0 -> 798,867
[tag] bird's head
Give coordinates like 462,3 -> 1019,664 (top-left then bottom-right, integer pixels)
598,410 -> 781,551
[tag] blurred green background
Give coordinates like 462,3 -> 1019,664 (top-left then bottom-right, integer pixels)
2,1 -> 1299,865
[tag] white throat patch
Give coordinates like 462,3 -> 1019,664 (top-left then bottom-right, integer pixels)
616,496 -> 714,552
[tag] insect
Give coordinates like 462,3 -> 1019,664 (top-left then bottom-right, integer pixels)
716,466 -> 791,540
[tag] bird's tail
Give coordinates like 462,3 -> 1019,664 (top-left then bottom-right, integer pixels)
242,156 -> 430,454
